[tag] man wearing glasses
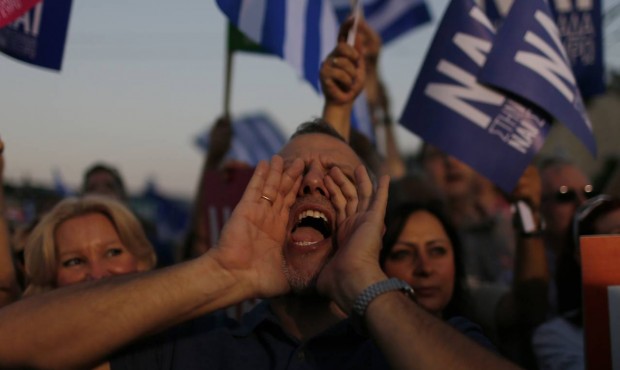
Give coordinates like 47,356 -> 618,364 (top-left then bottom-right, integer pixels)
538,157 -> 593,315
539,157 -> 594,259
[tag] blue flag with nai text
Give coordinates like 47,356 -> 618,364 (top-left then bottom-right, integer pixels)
550,0 -> 605,99
0,0 -> 72,71
478,0 -> 596,156
400,0 -> 551,192
482,0 -> 604,99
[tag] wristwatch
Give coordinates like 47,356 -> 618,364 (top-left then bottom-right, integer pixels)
351,278 -> 416,334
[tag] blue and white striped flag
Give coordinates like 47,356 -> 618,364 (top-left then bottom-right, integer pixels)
216,0 -> 374,139
332,0 -> 431,45
216,0 -> 338,91
196,112 -> 288,166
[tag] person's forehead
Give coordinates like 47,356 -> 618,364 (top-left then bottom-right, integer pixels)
542,164 -> 589,189
87,171 -> 116,184
280,133 -> 361,166
403,211 -> 448,236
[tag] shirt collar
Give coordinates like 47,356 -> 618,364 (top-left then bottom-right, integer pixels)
230,300 -> 365,342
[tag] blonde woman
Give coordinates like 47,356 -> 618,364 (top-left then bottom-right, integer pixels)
24,195 -> 156,296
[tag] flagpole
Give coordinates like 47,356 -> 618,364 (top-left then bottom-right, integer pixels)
223,24 -> 234,118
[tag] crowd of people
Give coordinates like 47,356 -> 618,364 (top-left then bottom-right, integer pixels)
1,18 -> 619,370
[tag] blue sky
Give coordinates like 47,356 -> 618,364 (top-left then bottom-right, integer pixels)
2,0 -> 618,197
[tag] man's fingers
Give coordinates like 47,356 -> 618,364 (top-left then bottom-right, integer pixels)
329,68 -> 354,89
333,42 -> 360,63
325,176 -> 347,225
279,157 -> 304,208
368,175 -> 390,219
332,56 -> 357,81
329,167 -> 358,218
261,156 -> 283,203
242,160 -> 269,203
355,166 -> 373,212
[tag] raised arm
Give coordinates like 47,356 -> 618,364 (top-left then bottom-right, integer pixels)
362,26 -> 406,179
183,116 -> 234,259
318,169 -> 521,370
0,139 -> 20,307
320,19 -> 367,141
0,156 -> 303,370
495,166 -> 549,365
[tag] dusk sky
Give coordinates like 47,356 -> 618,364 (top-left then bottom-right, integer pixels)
2,0 -> 618,197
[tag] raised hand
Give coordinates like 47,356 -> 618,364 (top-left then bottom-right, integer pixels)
512,165 -> 542,211
320,18 -> 368,141
320,19 -> 366,107
318,166 -> 390,313
209,155 -> 304,299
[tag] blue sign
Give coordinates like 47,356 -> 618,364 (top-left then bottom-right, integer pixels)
478,0 -> 596,156
481,0 -> 604,99
549,0 -> 604,99
400,0 -> 551,192
0,0 -> 72,70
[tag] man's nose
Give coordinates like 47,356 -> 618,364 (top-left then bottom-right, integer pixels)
299,165 -> 328,197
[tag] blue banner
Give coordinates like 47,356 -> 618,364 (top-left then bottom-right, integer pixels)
399,0 -> 551,192
550,0 -> 604,98
0,0 -> 41,28
482,0 -> 604,99
478,0 -> 596,156
0,0 -> 72,70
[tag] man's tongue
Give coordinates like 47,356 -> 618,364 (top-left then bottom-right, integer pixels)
291,226 -> 324,244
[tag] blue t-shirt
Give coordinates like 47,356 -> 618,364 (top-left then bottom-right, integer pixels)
111,302 -> 495,370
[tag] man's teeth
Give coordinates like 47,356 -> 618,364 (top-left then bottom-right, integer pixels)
294,241 -> 320,246
298,210 -> 328,223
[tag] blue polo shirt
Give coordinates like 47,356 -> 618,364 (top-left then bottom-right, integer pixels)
111,302 -> 494,370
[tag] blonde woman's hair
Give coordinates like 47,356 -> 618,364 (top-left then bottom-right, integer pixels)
24,195 -> 157,296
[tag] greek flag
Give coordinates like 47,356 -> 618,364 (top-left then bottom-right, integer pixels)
216,0 -> 374,139
332,0 -> 431,44
216,0 -> 338,91
196,113 -> 287,166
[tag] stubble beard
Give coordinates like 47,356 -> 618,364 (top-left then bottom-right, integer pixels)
281,249 -> 333,294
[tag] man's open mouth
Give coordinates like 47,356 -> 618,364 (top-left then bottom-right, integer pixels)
290,209 -> 333,246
